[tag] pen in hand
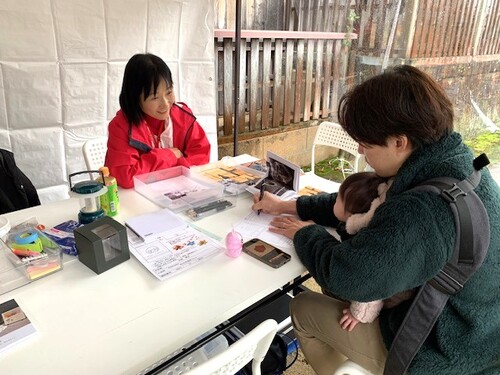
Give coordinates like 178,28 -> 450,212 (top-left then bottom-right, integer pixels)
257,183 -> 266,215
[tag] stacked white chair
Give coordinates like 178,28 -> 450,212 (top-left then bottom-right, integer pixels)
185,319 -> 278,375
82,137 -> 108,171
310,124 -> 371,374
333,359 -> 375,375
310,121 -> 363,179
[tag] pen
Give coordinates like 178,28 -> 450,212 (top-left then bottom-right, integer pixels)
258,183 -> 266,215
195,200 -> 232,214
186,200 -> 233,219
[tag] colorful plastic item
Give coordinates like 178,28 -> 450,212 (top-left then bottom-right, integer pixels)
4,224 -> 63,282
13,232 -> 43,252
225,229 -> 243,258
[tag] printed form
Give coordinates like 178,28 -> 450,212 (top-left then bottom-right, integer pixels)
126,209 -> 224,281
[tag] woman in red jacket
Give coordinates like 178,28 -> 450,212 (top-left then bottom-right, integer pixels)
105,53 -> 210,188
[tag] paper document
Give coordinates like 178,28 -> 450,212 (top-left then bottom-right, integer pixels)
246,151 -> 301,200
233,211 -> 294,252
125,208 -> 186,243
127,225 -> 224,281
0,299 -> 37,354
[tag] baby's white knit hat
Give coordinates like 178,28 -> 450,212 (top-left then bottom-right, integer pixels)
346,178 -> 393,235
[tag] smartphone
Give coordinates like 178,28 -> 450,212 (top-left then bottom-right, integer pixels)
243,238 -> 291,268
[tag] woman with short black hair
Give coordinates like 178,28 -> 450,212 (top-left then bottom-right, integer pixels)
105,53 -> 210,188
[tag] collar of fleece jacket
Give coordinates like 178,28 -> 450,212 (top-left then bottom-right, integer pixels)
389,132 -> 473,195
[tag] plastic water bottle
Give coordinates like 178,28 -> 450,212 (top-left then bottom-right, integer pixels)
98,166 -> 119,216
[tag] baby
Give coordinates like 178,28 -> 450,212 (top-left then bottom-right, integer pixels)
333,172 -> 393,331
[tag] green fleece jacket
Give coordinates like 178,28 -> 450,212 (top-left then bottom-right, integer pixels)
294,132 -> 500,374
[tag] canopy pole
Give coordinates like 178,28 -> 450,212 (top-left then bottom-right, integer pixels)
233,0 -> 241,156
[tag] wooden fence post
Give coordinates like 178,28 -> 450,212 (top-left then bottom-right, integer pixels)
403,0 -> 419,58
472,0 -> 489,56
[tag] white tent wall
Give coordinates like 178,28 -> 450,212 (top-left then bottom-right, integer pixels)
0,0 -> 217,204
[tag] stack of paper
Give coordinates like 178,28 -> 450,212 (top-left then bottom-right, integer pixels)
125,208 -> 186,243
125,209 -> 224,281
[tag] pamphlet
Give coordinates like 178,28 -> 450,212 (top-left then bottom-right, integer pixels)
125,208 -> 186,243
247,151 -> 301,200
0,299 -> 36,354
239,159 -> 268,174
195,165 -> 264,195
126,209 -> 224,280
197,166 -> 263,186
298,185 -> 324,196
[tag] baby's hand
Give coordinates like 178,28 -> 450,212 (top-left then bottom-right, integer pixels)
339,308 -> 360,331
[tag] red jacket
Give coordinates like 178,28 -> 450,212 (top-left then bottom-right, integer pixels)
105,102 -> 210,188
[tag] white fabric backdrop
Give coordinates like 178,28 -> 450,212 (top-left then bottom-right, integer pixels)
0,0 -> 217,203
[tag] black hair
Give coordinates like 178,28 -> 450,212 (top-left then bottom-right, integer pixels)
338,65 -> 453,149
338,172 -> 387,214
119,53 -> 173,126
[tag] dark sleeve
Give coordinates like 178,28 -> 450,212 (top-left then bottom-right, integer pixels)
296,192 -> 340,227
0,149 -> 40,213
18,169 -> 40,208
293,193 -> 453,302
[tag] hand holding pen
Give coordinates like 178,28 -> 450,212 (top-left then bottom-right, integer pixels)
252,186 -> 296,216
257,183 -> 266,215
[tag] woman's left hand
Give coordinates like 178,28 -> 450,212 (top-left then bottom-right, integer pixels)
269,216 -> 314,239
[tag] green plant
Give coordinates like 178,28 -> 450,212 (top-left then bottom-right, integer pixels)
464,132 -> 500,164
303,156 -> 350,183
343,10 -> 360,47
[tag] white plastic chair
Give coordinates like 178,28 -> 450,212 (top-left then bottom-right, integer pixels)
333,359 -> 375,375
310,122 -> 363,179
185,319 -> 278,375
82,137 -> 108,170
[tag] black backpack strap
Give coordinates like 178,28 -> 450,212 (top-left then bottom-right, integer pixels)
384,154 -> 491,375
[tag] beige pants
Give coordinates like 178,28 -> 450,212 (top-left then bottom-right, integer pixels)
290,291 -> 388,375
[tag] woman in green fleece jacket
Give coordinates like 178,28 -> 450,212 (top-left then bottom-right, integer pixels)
252,65 -> 500,375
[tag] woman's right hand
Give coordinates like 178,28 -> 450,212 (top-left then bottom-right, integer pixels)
169,147 -> 183,158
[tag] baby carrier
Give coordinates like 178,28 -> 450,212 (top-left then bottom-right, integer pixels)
384,154 -> 491,375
